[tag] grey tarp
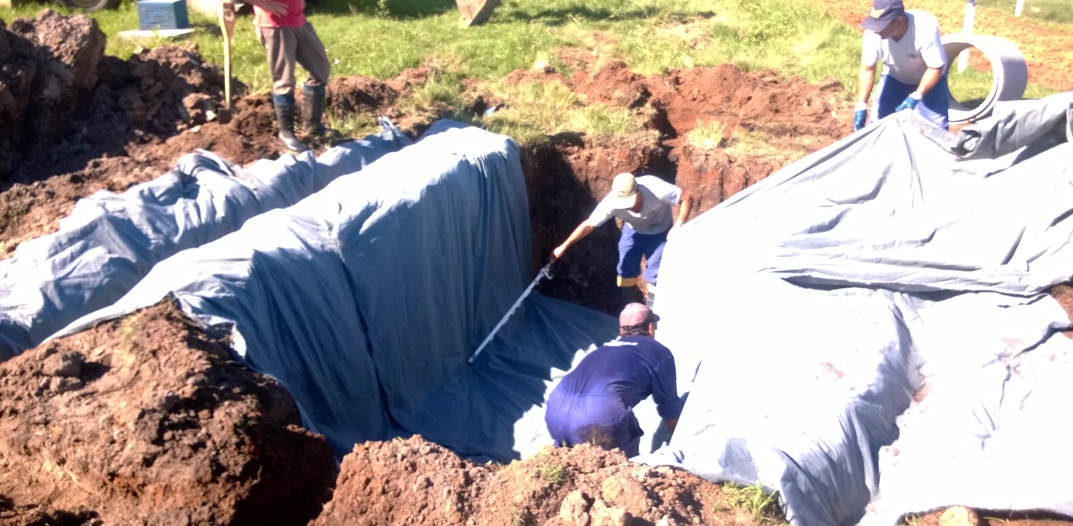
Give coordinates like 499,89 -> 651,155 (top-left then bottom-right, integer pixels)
58,123 -> 618,459
636,93 -> 1073,526
0,120 -> 410,360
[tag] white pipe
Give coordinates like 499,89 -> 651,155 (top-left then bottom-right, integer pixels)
941,34 -> 1029,124
1015,0 -> 1025,16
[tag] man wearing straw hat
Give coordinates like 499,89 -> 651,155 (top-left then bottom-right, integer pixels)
550,173 -> 692,306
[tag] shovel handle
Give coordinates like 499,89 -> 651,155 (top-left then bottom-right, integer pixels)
220,2 -> 236,109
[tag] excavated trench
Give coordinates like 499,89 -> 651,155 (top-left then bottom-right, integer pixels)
0,10 -> 866,525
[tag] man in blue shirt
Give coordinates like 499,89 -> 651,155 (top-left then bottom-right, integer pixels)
545,303 -> 684,458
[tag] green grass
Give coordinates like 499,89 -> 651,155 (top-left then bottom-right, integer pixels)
1,0 -> 1064,137
687,120 -> 727,150
537,456 -> 565,485
719,481 -> 787,526
481,79 -> 644,144
977,0 -> 1073,25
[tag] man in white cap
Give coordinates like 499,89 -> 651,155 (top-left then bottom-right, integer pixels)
550,173 -> 693,305
854,0 -> 949,131
544,303 -> 683,458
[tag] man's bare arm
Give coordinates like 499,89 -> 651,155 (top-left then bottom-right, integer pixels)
550,220 -> 597,262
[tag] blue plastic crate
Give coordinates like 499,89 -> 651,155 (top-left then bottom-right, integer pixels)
137,0 -> 189,30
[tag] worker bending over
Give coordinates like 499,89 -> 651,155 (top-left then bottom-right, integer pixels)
545,303 -> 683,458
855,0 -> 949,131
246,0 -> 338,152
551,173 -> 692,306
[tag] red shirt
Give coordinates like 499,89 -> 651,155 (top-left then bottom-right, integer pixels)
253,0 -> 306,28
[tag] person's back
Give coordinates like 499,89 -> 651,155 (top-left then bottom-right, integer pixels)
545,306 -> 683,458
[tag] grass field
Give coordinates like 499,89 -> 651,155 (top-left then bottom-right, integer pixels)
0,0 -> 1064,137
977,0 -> 1073,25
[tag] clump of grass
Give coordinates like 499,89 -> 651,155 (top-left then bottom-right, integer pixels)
509,506 -> 532,526
687,120 -> 727,150
719,481 -> 786,526
326,112 -> 380,140
538,456 -> 565,485
396,70 -> 466,114
482,79 -> 643,145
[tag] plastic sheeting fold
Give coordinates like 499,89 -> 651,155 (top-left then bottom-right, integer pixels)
0,120 -> 410,360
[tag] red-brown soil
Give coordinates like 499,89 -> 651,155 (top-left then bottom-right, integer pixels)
801,0 -> 1073,92
557,57 -> 852,217
314,434 -> 774,526
909,506 -> 1073,526
0,301 -> 337,526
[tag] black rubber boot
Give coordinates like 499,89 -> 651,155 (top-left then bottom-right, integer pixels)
302,84 -> 340,140
273,97 -> 309,153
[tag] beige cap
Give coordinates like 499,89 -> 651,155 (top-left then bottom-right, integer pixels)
609,173 -> 640,210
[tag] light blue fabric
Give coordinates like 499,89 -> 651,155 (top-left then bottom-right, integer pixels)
0,120 -> 411,360
637,93 -> 1073,526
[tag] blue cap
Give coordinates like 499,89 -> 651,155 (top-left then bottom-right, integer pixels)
862,0 -> 905,32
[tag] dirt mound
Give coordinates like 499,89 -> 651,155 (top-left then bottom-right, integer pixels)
315,434 -> 773,526
564,59 -> 851,216
1,10 -> 247,184
326,66 -> 450,135
0,302 -> 336,526
0,11 -> 105,179
328,75 -> 401,116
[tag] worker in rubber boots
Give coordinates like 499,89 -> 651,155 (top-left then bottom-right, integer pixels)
246,0 -> 338,152
854,0 -> 949,131
545,303 -> 683,458
550,173 -> 692,307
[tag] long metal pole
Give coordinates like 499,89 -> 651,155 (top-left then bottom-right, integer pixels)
468,263 -> 553,363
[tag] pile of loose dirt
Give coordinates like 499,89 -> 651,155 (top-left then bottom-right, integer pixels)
0,11 -> 105,179
0,59 -> 445,260
562,59 -> 852,215
314,434 -> 771,526
0,10 -> 250,184
326,66 -> 450,135
0,10 -> 297,259
0,302 -> 336,526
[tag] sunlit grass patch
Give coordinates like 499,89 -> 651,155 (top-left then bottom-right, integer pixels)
481,79 -> 644,145
687,120 -> 727,150
717,481 -> 787,526
977,0 -> 1073,25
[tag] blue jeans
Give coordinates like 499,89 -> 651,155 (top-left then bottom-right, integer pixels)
617,224 -> 668,287
871,73 -> 950,130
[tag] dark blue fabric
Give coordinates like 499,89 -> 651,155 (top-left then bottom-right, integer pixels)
617,224 -> 670,285
876,73 -> 950,129
545,335 -> 683,456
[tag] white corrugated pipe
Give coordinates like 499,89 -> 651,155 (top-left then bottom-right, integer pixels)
941,33 -> 1029,124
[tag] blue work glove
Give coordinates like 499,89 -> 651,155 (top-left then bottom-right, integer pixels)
853,107 -> 867,132
894,92 -> 921,113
